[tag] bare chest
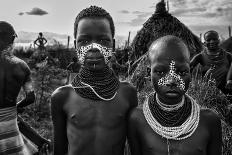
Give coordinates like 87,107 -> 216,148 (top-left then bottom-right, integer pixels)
139,117 -> 210,155
65,91 -> 130,129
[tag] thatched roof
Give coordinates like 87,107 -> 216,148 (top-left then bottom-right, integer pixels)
131,0 -> 203,60
220,37 -> 232,53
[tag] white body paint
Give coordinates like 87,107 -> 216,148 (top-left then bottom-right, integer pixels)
76,43 -> 112,65
157,60 -> 185,90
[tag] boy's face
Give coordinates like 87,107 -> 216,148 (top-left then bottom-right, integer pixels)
75,17 -> 114,70
149,41 -> 191,103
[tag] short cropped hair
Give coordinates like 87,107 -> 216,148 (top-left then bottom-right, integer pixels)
0,21 -> 17,44
74,5 -> 115,38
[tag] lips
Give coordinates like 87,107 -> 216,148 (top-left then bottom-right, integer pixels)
165,89 -> 181,95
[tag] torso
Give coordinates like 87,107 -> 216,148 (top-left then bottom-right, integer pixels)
200,49 -> 230,74
0,56 -> 29,108
38,38 -> 45,47
131,107 -> 215,155
63,83 -> 133,155
200,50 -> 230,87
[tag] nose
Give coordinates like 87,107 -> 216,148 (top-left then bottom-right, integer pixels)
209,39 -> 215,43
88,48 -> 101,53
166,76 -> 178,87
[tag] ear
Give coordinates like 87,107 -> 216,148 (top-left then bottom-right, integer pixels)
74,39 -> 77,49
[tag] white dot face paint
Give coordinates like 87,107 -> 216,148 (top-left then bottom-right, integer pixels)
157,60 -> 185,90
76,43 -> 112,65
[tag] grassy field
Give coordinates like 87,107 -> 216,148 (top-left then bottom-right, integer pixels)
16,46 -> 232,154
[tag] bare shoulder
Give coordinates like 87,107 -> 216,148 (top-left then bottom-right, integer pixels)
12,56 -> 28,65
128,107 -> 144,124
51,85 -> 74,108
12,56 -> 30,72
120,81 -> 138,108
120,81 -> 136,91
200,108 -> 221,129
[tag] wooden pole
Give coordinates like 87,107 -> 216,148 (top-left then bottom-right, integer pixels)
167,0 -> 169,12
229,26 -> 231,38
67,36 -> 70,48
124,40 -> 127,49
127,31 -> 131,47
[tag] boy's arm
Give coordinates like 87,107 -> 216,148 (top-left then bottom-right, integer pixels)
17,62 -> 35,109
127,109 -> 142,155
207,111 -> 222,155
51,87 -> 70,155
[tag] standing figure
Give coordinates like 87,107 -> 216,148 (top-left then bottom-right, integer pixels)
0,21 -> 36,154
190,30 -> 232,95
51,6 -> 138,155
128,35 -> 222,155
0,21 -> 51,155
34,32 -> 47,51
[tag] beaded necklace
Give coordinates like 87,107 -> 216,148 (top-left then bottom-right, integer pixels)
71,66 -> 120,101
156,93 -> 185,111
204,48 -> 226,66
143,92 -> 200,140
150,93 -> 191,127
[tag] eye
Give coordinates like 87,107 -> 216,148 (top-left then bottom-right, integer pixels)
154,70 -> 165,76
77,38 -> 89,44
99,38 -> 110,44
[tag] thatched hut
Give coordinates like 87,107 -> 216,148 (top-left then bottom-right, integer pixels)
130,0 -> 203,62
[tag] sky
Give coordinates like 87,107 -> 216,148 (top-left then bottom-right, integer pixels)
0,0 -> 232,40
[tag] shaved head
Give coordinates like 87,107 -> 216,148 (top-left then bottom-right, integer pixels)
148,35 -> 190,64
148,35 -> 191,103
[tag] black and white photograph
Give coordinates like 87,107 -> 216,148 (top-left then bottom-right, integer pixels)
0,0 -> 232,154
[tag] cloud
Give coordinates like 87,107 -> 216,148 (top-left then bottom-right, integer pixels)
121,11 -> 152,27
118,10 -> 130,14
26,7 -> 48,16
165,0 -> 232,26
18,12 -> 24,16
119,0 -> 232,27
132,11 -> 145,14
171,7 -> 206,17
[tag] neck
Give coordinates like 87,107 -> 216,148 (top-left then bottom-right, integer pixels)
206,48 -> 220,55
72,65 -> 119,101
156,94 -> 184,106
0,45 -> 13,59
80,65 -> 112,79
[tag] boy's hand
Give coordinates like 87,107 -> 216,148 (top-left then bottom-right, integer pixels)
38,141 -> 52,155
